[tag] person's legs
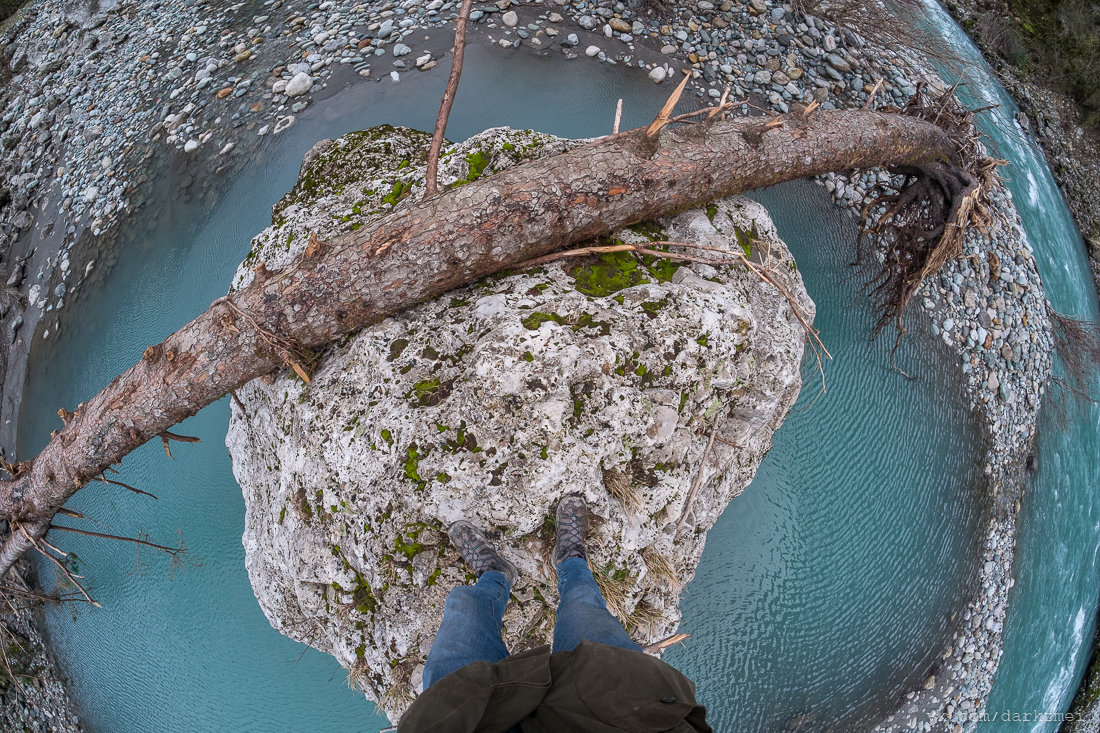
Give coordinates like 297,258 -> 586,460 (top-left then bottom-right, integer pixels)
552,557 -> 642,653
423,570 -> 512,688
549,495 -> 642,654
423,520 -> 519,688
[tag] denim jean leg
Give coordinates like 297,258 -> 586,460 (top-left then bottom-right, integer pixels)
423,571 -> 512,688
552,557 -> 642,653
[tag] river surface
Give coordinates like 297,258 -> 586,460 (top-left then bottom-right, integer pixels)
13,12 -> 1099,733
913,3 -> 1100,730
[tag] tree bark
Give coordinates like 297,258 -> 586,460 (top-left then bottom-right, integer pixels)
0,110 -> 958,574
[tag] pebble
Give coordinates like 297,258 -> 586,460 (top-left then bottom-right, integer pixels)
285,72 -> 313,97
585,45 -> 601,57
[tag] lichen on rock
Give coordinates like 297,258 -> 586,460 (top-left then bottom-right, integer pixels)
225,125 -> 814,721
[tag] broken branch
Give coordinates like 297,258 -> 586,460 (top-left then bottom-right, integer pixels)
643,632 -> 691,654
93,474 -> 158,500
21,524 -> 99,607
49,524 -> 184,556
424,0 -> 474,197
646,72 -> 691,138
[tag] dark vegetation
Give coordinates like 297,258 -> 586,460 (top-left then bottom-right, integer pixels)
964,0 -> 1100,130
0,0 -> 28,24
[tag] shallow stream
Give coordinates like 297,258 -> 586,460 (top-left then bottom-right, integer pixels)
14,15 -> 1100,733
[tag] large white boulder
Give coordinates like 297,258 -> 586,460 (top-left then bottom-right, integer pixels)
226,125 -> 813,721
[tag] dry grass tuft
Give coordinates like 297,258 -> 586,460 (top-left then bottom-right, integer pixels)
591,563 -> 630,623
347,657 -> 373,694
627,599 -> 668,638
641,546 -> 681,590
376,657 -> 417,714
602,467 -> 642,512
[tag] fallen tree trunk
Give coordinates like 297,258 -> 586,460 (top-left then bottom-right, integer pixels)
0,109 -> 961,575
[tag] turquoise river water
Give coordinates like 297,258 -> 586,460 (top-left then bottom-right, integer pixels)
14,11 -> 1100,733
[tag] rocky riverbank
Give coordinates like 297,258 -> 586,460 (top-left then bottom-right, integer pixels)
0,567 -> 82,733
0,0 -> 1060,728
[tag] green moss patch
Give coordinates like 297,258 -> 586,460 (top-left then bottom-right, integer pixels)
572,250 -> 651,296
408,378 -> 455,407
520,312 -> 611,337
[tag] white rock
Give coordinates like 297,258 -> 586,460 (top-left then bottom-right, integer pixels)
502,10 -> 518,26
415,54 -> 432,67
226,125 -> 812,723
649,66 -> 667,82
390,70 -> 400,83
284,72 -> 313,97
273,115 -> 295,135
585,45 -> 601,57
184,139 -> 199,152
393,43 -> 412,56
219,142 -> 235,155
83,187 -> 98,203
273,79 -> 288,94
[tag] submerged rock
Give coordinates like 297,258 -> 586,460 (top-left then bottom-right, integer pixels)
226,126 -> 812,721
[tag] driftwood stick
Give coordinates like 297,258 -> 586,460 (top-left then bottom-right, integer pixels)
643,632 -> 691,654
862,78 -> 884,111
674,425 -> 720,532
613,98 -> 623,135
424,0 -> 474,197
39,536 -> 68,557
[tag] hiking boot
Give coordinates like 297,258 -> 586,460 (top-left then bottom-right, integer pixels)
551,494 -> 589,567
448,520 -> 518,586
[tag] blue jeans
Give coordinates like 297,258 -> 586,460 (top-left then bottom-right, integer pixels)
422,557 -> 642,688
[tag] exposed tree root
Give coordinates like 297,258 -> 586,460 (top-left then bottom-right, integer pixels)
1047,307 -> 1100,422
857,83 -> 1004,375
